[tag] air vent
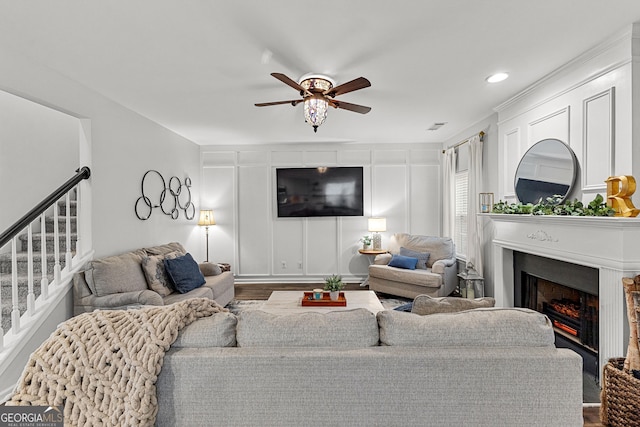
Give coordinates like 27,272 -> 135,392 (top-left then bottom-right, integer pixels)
428,122 -> 447,131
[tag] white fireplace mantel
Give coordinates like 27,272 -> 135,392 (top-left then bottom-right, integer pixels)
486,213 -> 640,374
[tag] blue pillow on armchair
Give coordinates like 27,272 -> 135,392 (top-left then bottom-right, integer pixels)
164,253 -> 206,293
388,254 -> 419,270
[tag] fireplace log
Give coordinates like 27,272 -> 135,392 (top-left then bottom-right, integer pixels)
623,277 -> 640,371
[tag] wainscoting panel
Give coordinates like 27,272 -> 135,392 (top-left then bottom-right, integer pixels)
303,150 -> 338,165
339,150 -> 371,165
272,219 -> 304,275
503,128 -> 520,199
306,218 -> 338,276
372,164 -> 409,238
237,165 -> 271,275
583,88 -> 614,191
528,106 -> 570,146
201,166 -> 236,266
410,164 -> 440,236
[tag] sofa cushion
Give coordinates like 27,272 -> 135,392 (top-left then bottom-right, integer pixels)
369,264 -> 443,288
377,308 -> 555,347
388,254 -> 418,270
172,312 -> 237,348
411,295 -> 495,315
141,251 -> 181,296
88,250 -> 148,297
399,247 -> 430,269
162,286 -> 213,304
236,309 -> 379,348
144,242 -> 187,256
164,253 -> 206,293
388,234 -> 454,268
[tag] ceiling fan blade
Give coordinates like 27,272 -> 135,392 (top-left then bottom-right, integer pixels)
255,99 -> 303,107
271,72 -> 311,96
324,77 -> 371,97
329,99 -> 371,114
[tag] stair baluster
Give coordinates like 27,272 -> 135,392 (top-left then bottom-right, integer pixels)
53,201 -> 61,285
26,224 -> 35,316
40,213 -> 48,300
11,238 -> 20,333
65,193 -> 72,271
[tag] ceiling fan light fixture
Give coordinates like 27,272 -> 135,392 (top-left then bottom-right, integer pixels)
303,95 -> 329,133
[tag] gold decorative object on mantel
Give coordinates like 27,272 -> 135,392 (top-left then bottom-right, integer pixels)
606,175 -> 640,217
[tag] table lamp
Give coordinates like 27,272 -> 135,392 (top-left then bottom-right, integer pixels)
197,209 -> 216,262
368,217 -> 386,250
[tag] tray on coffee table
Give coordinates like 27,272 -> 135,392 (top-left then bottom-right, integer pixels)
301,291 -> 347,307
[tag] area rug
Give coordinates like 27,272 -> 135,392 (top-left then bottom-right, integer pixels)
226,294 -> 412,315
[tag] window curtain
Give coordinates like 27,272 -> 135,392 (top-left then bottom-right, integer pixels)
442,147 -> 456,239
466,134 -> 484,275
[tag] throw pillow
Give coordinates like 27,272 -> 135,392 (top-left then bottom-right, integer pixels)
164,253 -> 206,294
89,250 -> 148,297
141,251 -> 181,296
411,294 -> 495,315
199,262 -> 222,277
399,247 -> 430,269
388,254 -> 419,270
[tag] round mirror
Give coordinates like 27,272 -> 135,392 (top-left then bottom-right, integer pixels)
514,138 -> 577,204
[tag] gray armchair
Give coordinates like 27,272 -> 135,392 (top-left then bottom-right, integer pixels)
368,233 -> 457,299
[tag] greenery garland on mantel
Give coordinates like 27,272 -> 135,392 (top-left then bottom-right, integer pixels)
492,194 -> 615,216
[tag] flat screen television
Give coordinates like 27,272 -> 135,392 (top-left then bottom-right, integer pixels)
276,167 -> 364,217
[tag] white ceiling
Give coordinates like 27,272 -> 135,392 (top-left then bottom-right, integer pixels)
2,1 -> 640,146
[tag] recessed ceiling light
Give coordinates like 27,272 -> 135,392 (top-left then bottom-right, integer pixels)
486,72 -> 509,83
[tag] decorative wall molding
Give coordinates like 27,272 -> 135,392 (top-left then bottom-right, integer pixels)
582,87 -> 615,191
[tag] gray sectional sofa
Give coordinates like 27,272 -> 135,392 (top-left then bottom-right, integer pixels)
73,242 -> 234,314
156,305 -> 583,426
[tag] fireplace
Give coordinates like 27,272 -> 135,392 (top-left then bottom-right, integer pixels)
514,251 -> 599,376
487,213 -> 640,380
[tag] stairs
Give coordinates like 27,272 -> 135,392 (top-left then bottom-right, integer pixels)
0,199 -> 77,333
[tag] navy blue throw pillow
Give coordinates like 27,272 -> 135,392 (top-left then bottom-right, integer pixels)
164,253 -> 206,294
388,254 -> 419,270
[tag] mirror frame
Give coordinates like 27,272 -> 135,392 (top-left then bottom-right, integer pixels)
514,138 -> 578,204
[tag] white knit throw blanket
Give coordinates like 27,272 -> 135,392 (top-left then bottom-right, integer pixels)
8,298 -> 227,426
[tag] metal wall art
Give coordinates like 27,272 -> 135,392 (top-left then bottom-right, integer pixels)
135,170 -> 195,220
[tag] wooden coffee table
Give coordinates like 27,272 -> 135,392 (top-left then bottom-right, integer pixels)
260,290 -> 385,315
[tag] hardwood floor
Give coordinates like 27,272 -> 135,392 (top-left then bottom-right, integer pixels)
232,282 -> 602,426
583,406 -> 602,426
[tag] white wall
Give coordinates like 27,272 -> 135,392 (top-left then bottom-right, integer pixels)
0,90 -> 79,231
201,143 -> 442,283
495,24 -> 640,206
0,47 -> 203,259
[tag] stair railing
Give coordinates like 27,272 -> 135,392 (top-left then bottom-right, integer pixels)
0,166 -> 91,349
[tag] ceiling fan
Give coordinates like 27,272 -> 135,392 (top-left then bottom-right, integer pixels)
255,72 -> 372,132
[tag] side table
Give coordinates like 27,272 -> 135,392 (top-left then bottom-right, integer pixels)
358,249 -> 388,287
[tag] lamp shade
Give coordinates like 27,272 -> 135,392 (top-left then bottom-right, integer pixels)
368,217 -> 386,232
197,209 -> 216,226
